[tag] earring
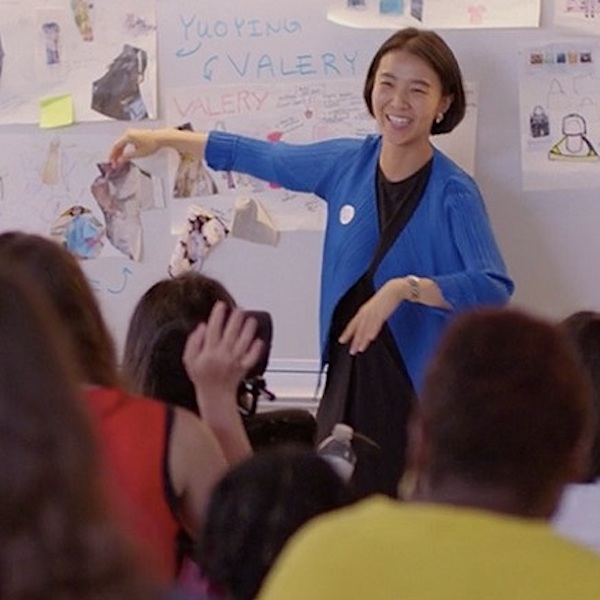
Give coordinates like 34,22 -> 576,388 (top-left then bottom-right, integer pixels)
435,112 -> 444,124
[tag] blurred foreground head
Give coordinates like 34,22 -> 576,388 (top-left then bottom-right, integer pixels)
410,307 -> 594,518
561,310 -> 600,482
0,266 -> 152,600
197,445 -> 353,600
0,231 -> 119,387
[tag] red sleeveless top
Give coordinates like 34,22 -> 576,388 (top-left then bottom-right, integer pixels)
85,387 -> 180,581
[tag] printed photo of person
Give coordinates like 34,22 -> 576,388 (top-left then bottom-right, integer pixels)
71,0 -> 94,42
42,22 -> 60,66
51,205 -> 105,260
91,44 -> 148,121
90,161 -> 155,261
172,122 -> 218,198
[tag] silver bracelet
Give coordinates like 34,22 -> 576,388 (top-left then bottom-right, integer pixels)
406,275 -> 421,302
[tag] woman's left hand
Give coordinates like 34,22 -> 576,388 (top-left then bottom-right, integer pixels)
338,280 -> 404,355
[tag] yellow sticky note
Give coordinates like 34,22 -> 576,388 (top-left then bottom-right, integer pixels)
39,94 -> 74,129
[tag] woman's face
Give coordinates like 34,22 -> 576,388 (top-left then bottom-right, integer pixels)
371,49 -> 451,155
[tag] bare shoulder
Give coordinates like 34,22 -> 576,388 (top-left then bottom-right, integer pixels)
172,405 -> 216,442
169,406 -> 227,494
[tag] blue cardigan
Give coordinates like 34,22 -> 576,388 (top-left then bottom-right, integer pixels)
206,132 -> 514,391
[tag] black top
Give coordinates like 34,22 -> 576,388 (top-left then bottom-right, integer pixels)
316,159 -> 432,498
377,160 -> 433,232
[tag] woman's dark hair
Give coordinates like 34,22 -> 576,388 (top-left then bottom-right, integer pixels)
197,445 -> 353,600
0,231 -> 119,387
561,310 -> 600,482
122,272 -> 236,411
421,308 -> 593,511
363,27 -> 466,135
0,267 -> 155,600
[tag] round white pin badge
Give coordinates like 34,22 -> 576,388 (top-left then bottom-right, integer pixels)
339,204 -> 355,225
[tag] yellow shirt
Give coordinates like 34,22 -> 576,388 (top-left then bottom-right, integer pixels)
258,497 -> 600,600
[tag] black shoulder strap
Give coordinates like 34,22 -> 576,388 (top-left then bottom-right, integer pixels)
367,173 -> 425,277
362,164 -> 430,387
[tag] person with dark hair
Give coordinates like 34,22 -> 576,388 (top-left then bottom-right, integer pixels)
0,231 -> 257,582
123,272 -> 236,413
554,310 -> 600,553
0,267 -> 156,600
196,446 -> 353,600
122,272 -> 316,454
110,26 -> 512,497
122,272 -> 316,589
559,310 -> 600,482
256,308 -> 600,600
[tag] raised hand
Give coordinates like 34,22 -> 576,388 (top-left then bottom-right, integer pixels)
182,301 -> 261,463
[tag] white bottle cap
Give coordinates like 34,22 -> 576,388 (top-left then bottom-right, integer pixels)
332,423 -> 353,442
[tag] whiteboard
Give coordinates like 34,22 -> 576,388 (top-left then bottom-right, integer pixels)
3,0 -> 600,400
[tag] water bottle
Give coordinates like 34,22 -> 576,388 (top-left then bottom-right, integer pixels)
317,423 -> 357,482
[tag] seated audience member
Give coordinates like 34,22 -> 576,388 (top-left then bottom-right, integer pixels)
195,445 -> 354,600
0,268 -> 157,600
122,272 -> 317,450
0,231 -> 256,581
257,308 -> 600,600
553,310 -> 600,553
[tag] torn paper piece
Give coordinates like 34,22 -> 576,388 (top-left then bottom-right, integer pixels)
230,196 -> 280,247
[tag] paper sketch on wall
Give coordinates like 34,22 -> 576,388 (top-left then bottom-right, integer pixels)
0,133 -> 159,262
51,205 -> 104,259
548,113 -> 599,160
568,0 -> 600,18
91,44 -> 149,121
530,105 -> 550,137
330,0 -> 540,29
169,204 -> 229,277
90,161 -> 155,261
71,0 -> 94,41
166,79 -> 478,231
172,123 -> 218,198
173,153 -> 218,197
230,197 -> 280,247
33,8 -> 69,86
575,95 -> 600,122
573,71 -> 600,95
41,138 -> 62,186
0,1 -> 156,124
554,0 -> 600,31
124,12 -> 157,37
547,78 -> 571,110
519,39 -> 600,190
42,22 -> 61,66
472,0 -> 541,28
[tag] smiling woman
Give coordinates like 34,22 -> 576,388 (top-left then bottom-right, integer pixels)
367,50 -> 454,179
109,27 -> 513,498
